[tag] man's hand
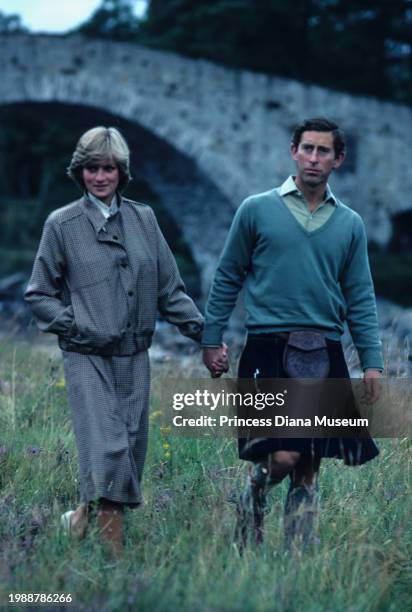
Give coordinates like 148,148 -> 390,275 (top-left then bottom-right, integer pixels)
203,344 -> 229,378
363,369 -> 382,404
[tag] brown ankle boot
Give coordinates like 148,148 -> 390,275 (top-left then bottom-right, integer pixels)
96,505 -> 124,557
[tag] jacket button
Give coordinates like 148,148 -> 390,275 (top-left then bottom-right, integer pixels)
127,322 -> 131,328
128,290 -> 134,296
113,235 -> 118,240
121,260 -> 128,268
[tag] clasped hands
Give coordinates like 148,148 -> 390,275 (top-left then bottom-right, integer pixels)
203,344 -> 230,378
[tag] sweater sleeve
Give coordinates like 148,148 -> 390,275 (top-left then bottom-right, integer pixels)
340,215 -> 383,370
152,210 -> 204,343
202,199 -> 255,346
24,218 -> 76,336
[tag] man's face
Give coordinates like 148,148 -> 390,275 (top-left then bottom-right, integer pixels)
291,131 -> 344,187
82,159 -> 120,204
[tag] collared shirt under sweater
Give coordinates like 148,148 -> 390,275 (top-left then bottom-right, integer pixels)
202,181 -> 383,370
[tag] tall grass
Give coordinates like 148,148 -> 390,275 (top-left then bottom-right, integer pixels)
0,339 -> 410,611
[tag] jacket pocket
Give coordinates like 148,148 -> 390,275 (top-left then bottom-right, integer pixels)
69,265 -> 109,291
70,273 -> 126,348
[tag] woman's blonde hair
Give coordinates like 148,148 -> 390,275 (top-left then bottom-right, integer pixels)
67,126 -> 131,191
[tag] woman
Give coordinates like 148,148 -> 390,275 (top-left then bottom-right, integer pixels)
25,127 -> 204,556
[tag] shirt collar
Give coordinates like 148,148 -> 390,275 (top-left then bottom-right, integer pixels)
278,175 -> 338,206
83,193 -> 121,234
87,191 -> 120,220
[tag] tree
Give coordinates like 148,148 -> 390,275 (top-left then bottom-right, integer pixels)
140,0 -> 412,105
0,10 -> 27,33
309,0 -> 412,101
75,0 -> 141,41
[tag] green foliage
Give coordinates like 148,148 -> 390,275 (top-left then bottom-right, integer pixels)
0,105 -> 80,255
137,0 -> 412,105
75,0 -> 140,41
0,10 -> 27,33
0,341 -> 411,609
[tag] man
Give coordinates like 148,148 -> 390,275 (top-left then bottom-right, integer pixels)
202,117 -> 382,551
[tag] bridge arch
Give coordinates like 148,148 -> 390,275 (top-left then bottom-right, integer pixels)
1,32 -> 412,265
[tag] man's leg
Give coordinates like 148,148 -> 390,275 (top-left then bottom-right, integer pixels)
284,455 -> 321,552
235,450 -> 301,550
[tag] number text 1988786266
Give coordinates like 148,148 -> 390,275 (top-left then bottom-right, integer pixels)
9,593 -> 73,604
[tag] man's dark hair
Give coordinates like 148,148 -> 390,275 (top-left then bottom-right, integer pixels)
292,117 -> 345,158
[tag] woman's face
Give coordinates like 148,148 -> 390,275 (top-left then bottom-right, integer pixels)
82,159 -> 120,204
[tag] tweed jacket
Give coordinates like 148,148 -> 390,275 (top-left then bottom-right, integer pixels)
24,195 -> 204,355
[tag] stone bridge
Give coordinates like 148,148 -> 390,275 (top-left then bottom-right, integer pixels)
1,33 -> 412,291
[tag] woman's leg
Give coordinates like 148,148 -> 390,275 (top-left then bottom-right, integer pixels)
61,503 -> 89,539
96,498 -> 125,557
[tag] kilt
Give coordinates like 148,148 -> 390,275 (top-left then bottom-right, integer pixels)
238,334 -> 379,465
62,350 -> 150,507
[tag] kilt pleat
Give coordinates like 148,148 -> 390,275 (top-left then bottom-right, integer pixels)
238,334 -> 379,465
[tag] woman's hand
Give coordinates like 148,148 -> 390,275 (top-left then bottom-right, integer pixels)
203,344 -> 230,378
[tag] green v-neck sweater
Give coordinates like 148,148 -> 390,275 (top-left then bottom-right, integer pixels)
202,189 -> 383,370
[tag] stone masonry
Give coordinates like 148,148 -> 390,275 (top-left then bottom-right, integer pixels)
1,33 -> 412,289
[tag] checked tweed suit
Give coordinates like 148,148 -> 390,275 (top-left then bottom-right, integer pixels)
25,195 -> 203,505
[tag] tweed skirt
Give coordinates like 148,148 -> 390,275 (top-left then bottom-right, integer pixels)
238,334 -> 379,465
62,350 -> 150,507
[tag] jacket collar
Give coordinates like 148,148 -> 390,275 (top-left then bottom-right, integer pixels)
82,193 -> 123,234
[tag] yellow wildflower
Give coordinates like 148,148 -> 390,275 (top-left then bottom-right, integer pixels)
150,409 -> 163,421
55,377 -> 66,389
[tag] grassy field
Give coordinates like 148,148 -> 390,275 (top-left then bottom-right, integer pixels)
0,339 -> 410,611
